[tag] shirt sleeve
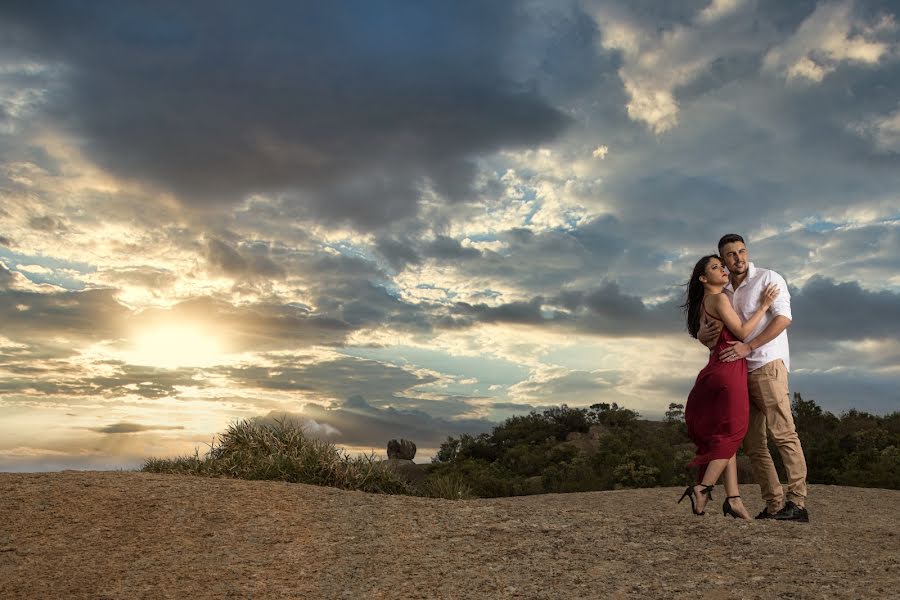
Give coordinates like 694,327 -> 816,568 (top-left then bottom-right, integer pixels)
768,271 -> 792,320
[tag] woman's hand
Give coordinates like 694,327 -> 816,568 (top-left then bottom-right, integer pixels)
760,283 -> 779,309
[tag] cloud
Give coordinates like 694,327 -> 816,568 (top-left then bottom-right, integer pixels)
252,413 -> 341,437
791,275 -> 900,342
0,1 -> 572,229
0,284 -> 128,342
590,0 -> 760,133
297,394 -> 493,450
851,103 -> 900,153
87,422 -> 185,434
507,366 -> 622,405
93,267 -> 178,291
0,260 -> 64,292
763,2 -> 896,83
15,263 -> 52,274
132,297 -> 353,352
446,279 -> 682,337
697,0 -> 746,25
221,353 -> 437,402
204,237 -> 285,280
3,0 -> 900,474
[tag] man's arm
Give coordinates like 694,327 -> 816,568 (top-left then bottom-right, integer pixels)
698,316 -> 722,350
720,315 -> 791,362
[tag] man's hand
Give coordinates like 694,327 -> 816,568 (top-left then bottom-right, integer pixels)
698,317 -> 722,350
720,341 -> 751,362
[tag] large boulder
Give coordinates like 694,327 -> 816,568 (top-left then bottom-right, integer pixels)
387,438 -> 416,460
380,458 -> 430,488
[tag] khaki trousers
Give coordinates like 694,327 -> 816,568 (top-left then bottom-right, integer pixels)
744,359 -> 808,510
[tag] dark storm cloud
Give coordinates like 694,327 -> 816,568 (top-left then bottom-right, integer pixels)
374,237 -> 422,272
594,0 -> 710,27
452,297 -> 548,326
422,236 -> 482,261
791,276 -> 900,342
87,422 -> 185,434
0,287 -> 129,342
277,251 -> 437,333
449,279 -> 681,336
581,1 -> 900,249
221,354 -> 435,401
565,283 -> 683,336
0,0 -> 573,229
0,235 -> 12,247
204,238 -> 285,279
420,220 -> 634,298
530,2 -> 617,102
296,394 -> 493,450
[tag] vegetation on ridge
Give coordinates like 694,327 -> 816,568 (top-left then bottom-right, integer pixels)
429,394 -> 900,496
142,418 -> 414,495
143,394 -> 900,498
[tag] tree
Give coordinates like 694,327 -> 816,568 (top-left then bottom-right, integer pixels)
665,403 -> 685,423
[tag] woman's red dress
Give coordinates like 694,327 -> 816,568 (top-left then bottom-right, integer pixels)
685,304 -> 749,482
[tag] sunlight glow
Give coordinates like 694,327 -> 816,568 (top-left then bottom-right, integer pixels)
126,325 -> 226,369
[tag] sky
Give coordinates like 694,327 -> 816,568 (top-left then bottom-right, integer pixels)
1,0 -> 899,471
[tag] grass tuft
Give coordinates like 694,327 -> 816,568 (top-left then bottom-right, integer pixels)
422,472 -> 474,500
142,417 -> 412,495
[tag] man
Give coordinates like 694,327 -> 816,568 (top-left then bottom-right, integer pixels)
698,233 -> 809,522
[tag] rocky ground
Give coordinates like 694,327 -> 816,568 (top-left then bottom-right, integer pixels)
1,471 -> 897,599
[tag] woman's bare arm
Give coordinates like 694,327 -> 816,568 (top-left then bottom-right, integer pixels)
706,286 -> 778,340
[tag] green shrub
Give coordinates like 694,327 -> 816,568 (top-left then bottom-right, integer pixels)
432,395 -> 899,497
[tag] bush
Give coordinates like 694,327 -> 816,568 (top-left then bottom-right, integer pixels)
145,395 -> 900,500
431,395 -> 899,497
142,417 -> 412,495
422,472 -> 474,500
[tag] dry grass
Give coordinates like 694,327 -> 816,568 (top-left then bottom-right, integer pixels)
142,417 -> 413,495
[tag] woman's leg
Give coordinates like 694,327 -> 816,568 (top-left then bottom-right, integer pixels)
723,455 -> 740,497
694,457 -> 729,513
723,455 -> 751,519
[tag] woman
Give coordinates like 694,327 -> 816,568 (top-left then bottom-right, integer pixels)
678,254 -> 779,519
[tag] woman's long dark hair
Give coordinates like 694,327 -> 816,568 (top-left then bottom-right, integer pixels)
681,254 -> 719,339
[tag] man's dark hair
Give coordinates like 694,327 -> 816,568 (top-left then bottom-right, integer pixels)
717,233 -> 745,254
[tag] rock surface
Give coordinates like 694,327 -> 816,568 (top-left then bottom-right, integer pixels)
380,458 -> 429,487
1,472 -> 898,599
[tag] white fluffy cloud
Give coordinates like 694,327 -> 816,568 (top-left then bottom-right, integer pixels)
764,2 -> 896,83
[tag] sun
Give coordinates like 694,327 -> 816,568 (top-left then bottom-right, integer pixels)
125,324 -> 227,369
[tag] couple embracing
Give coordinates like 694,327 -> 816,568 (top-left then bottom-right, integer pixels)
679,234 -> 809,522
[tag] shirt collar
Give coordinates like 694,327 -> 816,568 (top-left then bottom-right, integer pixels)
726,262 -> 756,292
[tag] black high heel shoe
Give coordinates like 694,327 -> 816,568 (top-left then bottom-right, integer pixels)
723,495 -> 743,519
678,484 -> 714,515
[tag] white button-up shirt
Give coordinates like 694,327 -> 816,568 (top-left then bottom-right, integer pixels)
724,262 -> 792,372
